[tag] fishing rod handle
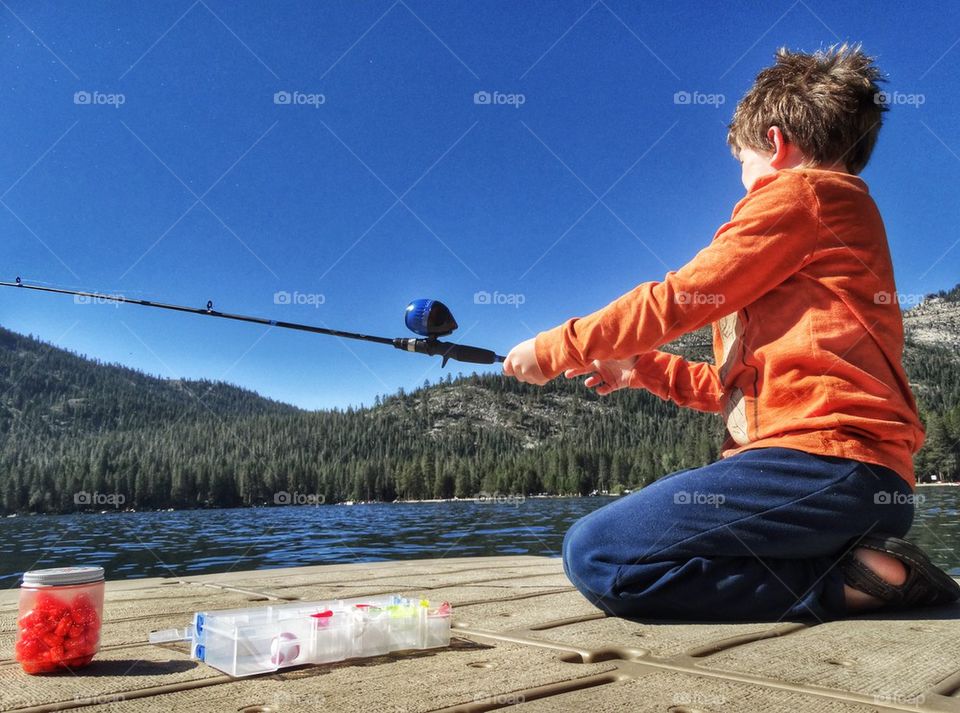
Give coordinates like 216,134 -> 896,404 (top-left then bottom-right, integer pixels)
393,338 -> 505,365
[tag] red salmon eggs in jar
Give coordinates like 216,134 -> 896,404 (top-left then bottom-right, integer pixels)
15,566 -> 105,674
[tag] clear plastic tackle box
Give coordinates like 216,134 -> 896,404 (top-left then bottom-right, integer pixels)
180,595 -> 451,677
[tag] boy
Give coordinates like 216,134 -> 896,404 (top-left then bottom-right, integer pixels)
503,45 -> 960,621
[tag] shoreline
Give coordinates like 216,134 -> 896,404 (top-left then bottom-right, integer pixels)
3,493 -> 619,518
6,484 -> 959,517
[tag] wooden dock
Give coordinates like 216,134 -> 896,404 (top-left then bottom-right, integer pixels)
2,556 -> 959,712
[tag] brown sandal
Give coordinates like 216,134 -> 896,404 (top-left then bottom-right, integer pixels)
841,534 -> 960,609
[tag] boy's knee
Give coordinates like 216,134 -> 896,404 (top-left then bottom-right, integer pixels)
562,514 -> 617,597
562,510 -> 685,618
561,518 -> 586,582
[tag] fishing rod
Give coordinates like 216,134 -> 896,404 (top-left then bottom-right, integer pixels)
0,277 -> 505,367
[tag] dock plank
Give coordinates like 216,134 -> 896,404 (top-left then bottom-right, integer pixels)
76,642 -> 616,713
507,669 -> 909,713
0,644 -> 214,711
696,612 -> 960,700
2,556 -> 958,713
492,615 -> 799,659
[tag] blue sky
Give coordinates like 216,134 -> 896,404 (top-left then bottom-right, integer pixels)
1,1 -> 958,409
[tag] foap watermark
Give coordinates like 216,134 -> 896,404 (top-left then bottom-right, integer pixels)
674,490 -> 725,507
75,491 -> 126,507
673,692 -> 726,707
274,291 -> 325,308
673,90 -> 725,108
74,293 -> 122,308
474,290 -> 525,308
477,491 -> 525,506
274,491 -> 326,506
874,90 -> 925,109
675,290 -> 725,306
473,692 -> 526,705
74,694 -> 126,706
874,291 -> 924,308
875,491 -> 925,506
872,692 -> 925,706
269,691 -> 327,708
473,90 -> 525,108
74,90 -> 126,108
274,90 -> 326,108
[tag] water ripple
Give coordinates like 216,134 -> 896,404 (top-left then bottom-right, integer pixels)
0,490 -> 957,580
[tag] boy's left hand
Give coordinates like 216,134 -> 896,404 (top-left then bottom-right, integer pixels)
503,338 -> 549,385
564,357 -> 637,395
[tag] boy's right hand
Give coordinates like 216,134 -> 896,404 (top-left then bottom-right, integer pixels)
564,357 -> 638,396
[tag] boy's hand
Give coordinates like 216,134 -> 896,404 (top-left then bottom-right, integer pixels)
503,338 -> 549,385
565,357 -> 637,395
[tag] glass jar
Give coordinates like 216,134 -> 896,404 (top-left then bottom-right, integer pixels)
15,566 -> 105,674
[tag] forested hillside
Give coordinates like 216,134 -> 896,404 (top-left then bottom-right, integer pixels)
1,286 -> 959,513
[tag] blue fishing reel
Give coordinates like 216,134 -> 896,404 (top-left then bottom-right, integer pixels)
396,298 -> 502,366
404,299 -> 458,337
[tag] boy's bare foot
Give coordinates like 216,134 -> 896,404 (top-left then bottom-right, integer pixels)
843,547 -> 907,611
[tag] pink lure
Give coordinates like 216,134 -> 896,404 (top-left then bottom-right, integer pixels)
269,632 -> 300,665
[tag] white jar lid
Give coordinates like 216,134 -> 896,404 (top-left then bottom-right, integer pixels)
22,566 -> 105,587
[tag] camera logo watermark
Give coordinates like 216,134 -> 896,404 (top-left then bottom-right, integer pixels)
274,291 -> 325,308
473,90 -> 525,108
74,294 -> 122,308
269,691 -> 326,708
872,693 -> 925,706
874,291 -> 924,307
473,692 -> 525,705
74,694 -> 126,706
74,91 -> 126,108
675,290 -> 725,305
274,491 -> 326,506
673,90 -> 725,108
474,290 -> 525,308
874,491 -> 925,506
274,90 -> 326,108
874,91 -> 925,108
477,492 -> 525,506
75,491 -> 126,507
673,692 -> 726,707
674,490 -> 725,507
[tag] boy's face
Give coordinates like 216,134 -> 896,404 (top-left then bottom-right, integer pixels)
735,145 -> 777,191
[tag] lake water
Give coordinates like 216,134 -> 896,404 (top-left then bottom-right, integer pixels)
1,488 -> 958,585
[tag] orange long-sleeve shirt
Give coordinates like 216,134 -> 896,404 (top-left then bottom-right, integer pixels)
535,168 -> 924,487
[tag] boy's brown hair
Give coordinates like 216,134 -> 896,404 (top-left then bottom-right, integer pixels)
727,44 -> 886,174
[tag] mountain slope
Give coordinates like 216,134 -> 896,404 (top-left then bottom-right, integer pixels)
903,285 -> 960,354
0,327 -> 296,441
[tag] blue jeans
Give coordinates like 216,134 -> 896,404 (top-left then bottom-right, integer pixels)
562,447 -> 914,621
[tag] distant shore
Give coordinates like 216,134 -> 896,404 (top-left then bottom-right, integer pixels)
3,492 -> 619,517
6,485 -> 956,518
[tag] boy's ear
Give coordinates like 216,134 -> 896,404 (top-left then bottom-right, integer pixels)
767,126 -> 790,168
